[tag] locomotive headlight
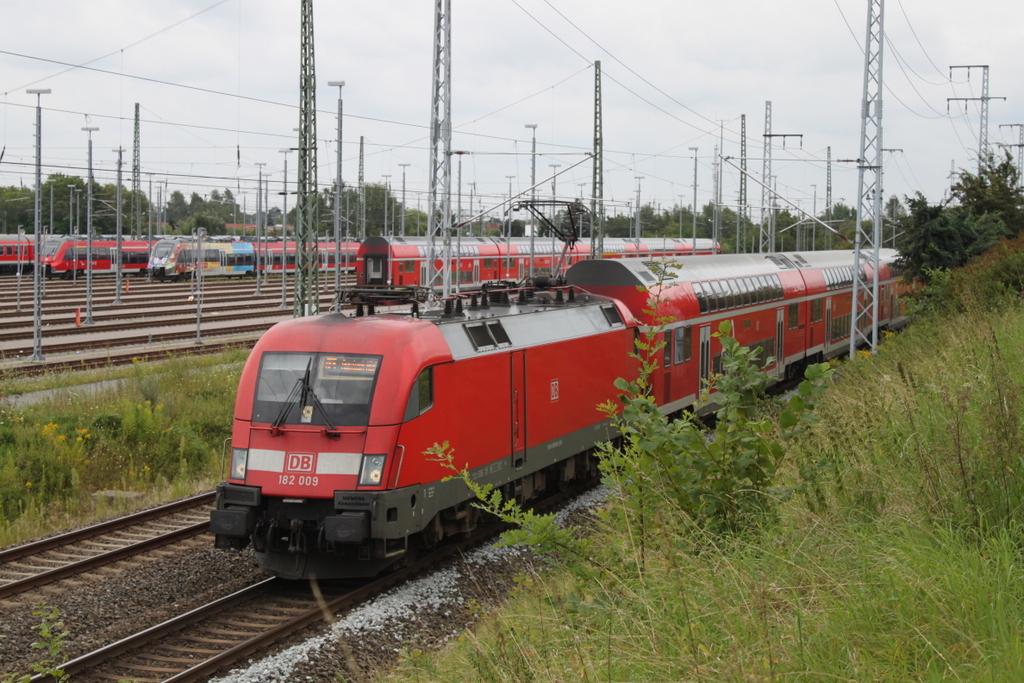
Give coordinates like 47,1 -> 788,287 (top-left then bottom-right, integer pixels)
230,448 -> 249,480
359,454 -> 386,487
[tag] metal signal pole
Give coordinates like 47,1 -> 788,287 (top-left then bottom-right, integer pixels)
255,162 -> 265,296
526,123 -> 537,277
82,126 -> 98,325
113,147 -> 124,305
279,149 -> 291,309
28,88 -> 50,361
399,163 -> 410,237
328,80 -> 344,292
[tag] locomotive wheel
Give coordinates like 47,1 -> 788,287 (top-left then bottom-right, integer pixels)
416,514 -> 444,552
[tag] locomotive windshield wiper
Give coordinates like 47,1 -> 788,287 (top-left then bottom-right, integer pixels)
269,358 -> 337,434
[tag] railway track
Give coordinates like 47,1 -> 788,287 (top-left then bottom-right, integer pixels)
0,338 -> 258,380
36,482 -> 591,683
0,492 -> 215,601
41,526 -> 494,683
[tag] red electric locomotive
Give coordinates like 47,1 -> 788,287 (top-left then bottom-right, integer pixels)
211,289 -> 637,578
211,248 -> 908,579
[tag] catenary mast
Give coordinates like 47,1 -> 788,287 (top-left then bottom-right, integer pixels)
295,0 -> 319,316
426,0 -> 453,299
850,0 -> 885,354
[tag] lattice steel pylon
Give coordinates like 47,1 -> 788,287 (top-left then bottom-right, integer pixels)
850,0 -> 885,355
589,60 -> 604,258
738,114 -> 747,253
295,0 -> 319,316
760,101 -> 772,253
948,65 -> 1004,174
132,103 -> 141,238
358,136 -> 366,239
426,0 -> 453,299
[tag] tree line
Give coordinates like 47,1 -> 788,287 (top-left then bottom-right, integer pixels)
894,152 -> 1024,281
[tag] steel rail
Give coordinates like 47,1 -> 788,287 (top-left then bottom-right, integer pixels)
0,520 -> 211,601
38,483 -> 593,682
0,491 -> 214,564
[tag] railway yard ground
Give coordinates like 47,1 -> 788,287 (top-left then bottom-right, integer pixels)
0,275 -> 323,380
4,270 -> 1024,680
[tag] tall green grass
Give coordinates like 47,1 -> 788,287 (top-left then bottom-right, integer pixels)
0,351 -> 246,547
384,303 -> 1024,682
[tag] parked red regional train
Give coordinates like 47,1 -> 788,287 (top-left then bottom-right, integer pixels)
43,235 -> 156,279
211,248 -> 908,579
356,235 -> 720,289
0,235 -> 34,274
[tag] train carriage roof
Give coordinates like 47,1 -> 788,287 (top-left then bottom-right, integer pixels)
566,249 -> 900,289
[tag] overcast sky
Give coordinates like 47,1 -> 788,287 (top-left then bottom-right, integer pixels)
0,0 -> 1020,225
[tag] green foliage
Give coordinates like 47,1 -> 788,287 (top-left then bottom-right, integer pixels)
802,305 -> 1024,535
0,356 -> 240,526
388,303 -> 1024,683
951,150 -> 1024,228
428,443 -> 590,569
1,603 -> 69,683
902,232 -> 1024,317
897,152 -> 1024,284
597,320 -> 833,540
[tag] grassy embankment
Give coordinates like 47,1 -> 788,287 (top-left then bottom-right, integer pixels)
385,256 -> 1024,681
0,350 -> 247,548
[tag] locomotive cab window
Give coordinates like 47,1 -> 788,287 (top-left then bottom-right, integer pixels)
252,352 -> 382,427
403,367 -> 434,421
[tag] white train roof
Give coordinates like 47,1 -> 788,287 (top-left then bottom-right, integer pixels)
566,249 -> 900,287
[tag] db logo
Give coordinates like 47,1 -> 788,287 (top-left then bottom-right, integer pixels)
285,453 -> 316,473
550,379 -> 560,402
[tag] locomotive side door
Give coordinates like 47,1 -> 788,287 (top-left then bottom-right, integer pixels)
511,351 -> 527,470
